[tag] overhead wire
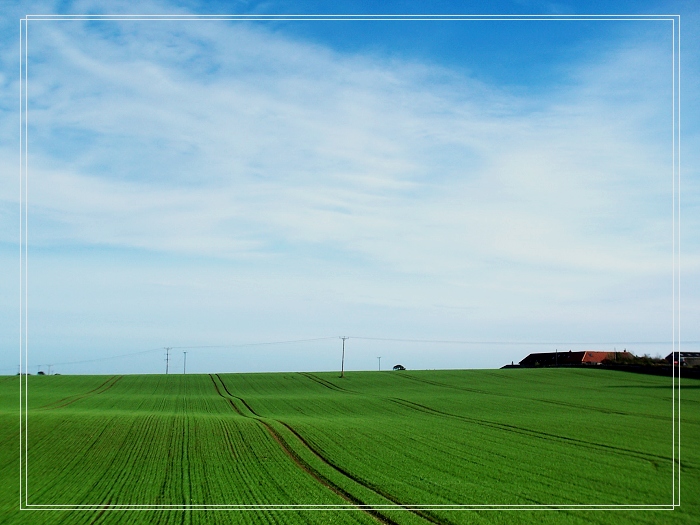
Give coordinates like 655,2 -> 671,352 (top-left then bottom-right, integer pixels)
12,337 -> 338,372
8,336 -> 697,374
40,347 -> 165,367
171,336 -> 337,350
348,336 -> 697,346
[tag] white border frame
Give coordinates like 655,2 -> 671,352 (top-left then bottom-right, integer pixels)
19,13 -> 681,512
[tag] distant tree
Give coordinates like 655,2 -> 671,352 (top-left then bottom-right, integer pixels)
602,353 -> 666,366
392,364 -> 406,371
37,371 -> 45,375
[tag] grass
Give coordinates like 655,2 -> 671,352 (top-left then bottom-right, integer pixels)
0,368 -> 698,524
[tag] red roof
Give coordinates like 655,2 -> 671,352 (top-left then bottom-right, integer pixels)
581,351 -> 614,364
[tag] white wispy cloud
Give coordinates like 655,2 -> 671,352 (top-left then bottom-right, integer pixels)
22,20 -> 672,276
3,11 -> 691,372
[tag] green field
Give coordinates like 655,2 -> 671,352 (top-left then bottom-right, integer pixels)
0,368 -> 698,524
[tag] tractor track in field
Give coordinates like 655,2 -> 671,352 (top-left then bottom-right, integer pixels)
388,397 -> 673,465
392,372 -> 494,396
298,372 -> 356,394
36,376 -> 123,411
209,374 -> 451,525
393,372 -> 671,421
183,416 -> 192,514
210,375 -> 244,415
272,418 -> 455,525
294,373 -> 675,508
158,416 -> 178,504
525,396 -> 671,421
208,374 -> 400,524
87,499 -> 112,525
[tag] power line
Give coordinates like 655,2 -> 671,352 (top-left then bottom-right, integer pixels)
174,336 -> 339,349
9,336 -> 695,375
348,337 -> 696,346
36,347 -> 164,367
8,338 -> 337,374
171,337 -> 337,350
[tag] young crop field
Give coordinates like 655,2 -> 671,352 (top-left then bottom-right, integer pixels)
0,368 -> 698,524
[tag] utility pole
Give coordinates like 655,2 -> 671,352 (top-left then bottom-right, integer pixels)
183,351 -> 187,375
164,347 -> 171,375
48,364 -> 52,376
377,357 -> 381,371
340,337 -> 348,378
555,349 -> 557,367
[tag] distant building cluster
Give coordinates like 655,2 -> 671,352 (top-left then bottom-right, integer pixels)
666,352 -> 700,367
506,350 -> 700,369
517,350 -> 632,367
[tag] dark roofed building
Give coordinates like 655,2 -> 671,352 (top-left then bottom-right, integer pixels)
519,350 -> 634,367
666,352 -> 700,367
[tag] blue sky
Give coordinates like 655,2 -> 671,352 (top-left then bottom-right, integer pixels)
1,1 -> 698,374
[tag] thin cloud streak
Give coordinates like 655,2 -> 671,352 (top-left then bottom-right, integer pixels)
6,16 -> 684,371
24,22 -> 670,271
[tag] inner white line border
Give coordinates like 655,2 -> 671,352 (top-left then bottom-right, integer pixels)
18,13 -> 682,512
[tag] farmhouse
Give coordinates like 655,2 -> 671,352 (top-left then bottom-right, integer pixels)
665,352 -> 700,367
518,350 -> 633,367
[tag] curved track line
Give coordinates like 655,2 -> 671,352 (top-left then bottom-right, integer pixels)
274,419 -> 455,525
388,397 -> 672,464
529,397 -> 671,421
263,421 -> 401,525
209,374 -> 244,416
392,372 -> 509,398
208,374 -> 403,525
392,372 -> 671,421
36,376 -> 123,411
213,374 -> 260,416
213,374 -> 453,525
298,372 -> 356,394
